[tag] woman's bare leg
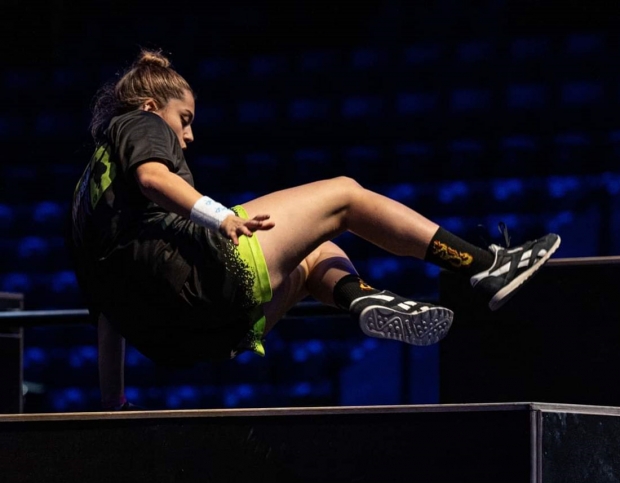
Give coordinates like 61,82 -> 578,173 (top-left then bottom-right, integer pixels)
241,177 -> 438,295
259,236 -> 453,348
262,241 -> 358,334
241,176 -> 560,344
242,179 -> 464,346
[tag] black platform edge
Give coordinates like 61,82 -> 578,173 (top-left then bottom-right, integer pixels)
5,402 -> 620,482
3,401 -> 620,423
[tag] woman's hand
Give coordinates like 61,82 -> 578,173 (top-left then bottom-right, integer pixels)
219,214 -> 275,245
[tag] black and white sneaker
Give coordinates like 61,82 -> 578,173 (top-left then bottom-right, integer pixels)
470,233 -> 561,311
349,291 -> 454,346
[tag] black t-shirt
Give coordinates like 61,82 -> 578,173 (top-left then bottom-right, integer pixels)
70,110 -> 197,311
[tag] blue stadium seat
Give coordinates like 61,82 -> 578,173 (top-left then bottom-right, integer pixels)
561,81 -> 603,107
366,256 -> 402,282
606,131 -> 620,169
383,182 -> 417,206
194,104 -> 227,126
17,236 -> 50,262
564,33 -> 605,58
237,100 -> 277,124
507,83 -> 548,110
245,152 -> 280,190
192,155 -> 232,191
344,145 -> 381,183
161,385 -> 221,410
450,89 -> 491,112
492,178 -> 525,202
50,387 -> 89,412
292,339 -> 327,363
249,54 -> 288,78
0,114 -> 25,139
46,165 -> 86,200
3,165 -> 38,189
32,201 -> 65,230
348,338 -> 379,362
198,58 -> 237,80
35,111 -> 78,136
289,98 -> 330,121
396,92 -> 438,116
350,48 -> 385,70
4,69 -> 40,90
23,346 -> 49,369
497,135 -> 540,177
447,139 -> 486,178
0,204 -> 15,232
162,385 -> 200,408
0,238 -> 18,272
51,271 -> 77,293
0,116 -> 9,139
223,383 -> 257,408
125,346 -> 152,368
68,345 -> 97,369
292,148 -> 334,183
456,40 -> 493,63
341,96 -> 384,119
403,43 -> 442,66
363,258 -> 432,298
393,143 -> 437,179
0,272 -> 32,293
544,208 -> 599,257
433,179 -> 494,217
510,37 -> 550,61
298,50 -> 338,74
52,68 -> 83,88
552,133 -> 592,174
47,270 -> 80,308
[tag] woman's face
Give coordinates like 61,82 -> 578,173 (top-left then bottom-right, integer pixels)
152,89 -> 195,149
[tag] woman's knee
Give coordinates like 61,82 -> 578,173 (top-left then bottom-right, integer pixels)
303,242 -> 356,281
328,176 -> 363,193
305,241 -> 348,266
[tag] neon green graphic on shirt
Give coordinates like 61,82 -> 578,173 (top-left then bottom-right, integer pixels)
89,145 -> 116,209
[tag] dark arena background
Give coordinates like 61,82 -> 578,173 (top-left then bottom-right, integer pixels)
3,1 -> 620,481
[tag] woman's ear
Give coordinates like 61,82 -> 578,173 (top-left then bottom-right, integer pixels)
141,99 -> 158,112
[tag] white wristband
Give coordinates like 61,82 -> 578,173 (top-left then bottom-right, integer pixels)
189,196 -> 235,230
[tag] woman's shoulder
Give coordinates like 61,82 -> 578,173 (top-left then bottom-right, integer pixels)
109,110 -> 166,130
106,110 -> 175,143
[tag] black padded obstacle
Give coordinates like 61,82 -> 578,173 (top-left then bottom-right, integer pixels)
439,256 -> 620,407
2,403 -> 620,483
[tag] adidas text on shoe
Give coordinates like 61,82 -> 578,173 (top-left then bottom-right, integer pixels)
349,291 -> 454,346
470,233 -> 561,311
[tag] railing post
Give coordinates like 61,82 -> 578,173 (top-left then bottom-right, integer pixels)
0,292 -> 24,414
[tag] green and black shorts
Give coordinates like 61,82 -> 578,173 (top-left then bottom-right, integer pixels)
94,206 -> 273,367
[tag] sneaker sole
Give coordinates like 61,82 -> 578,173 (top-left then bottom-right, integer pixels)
488,235 -> 562,311
359,305 -> 454,346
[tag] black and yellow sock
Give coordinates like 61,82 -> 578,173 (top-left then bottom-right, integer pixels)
333,274 -> 380,310
424,227 -> 494,276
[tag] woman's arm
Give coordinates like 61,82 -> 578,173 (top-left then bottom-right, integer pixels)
134,161 -> 275,244
134,161 -> 202,216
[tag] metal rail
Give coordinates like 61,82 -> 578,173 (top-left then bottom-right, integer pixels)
0,301 -> 348,327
